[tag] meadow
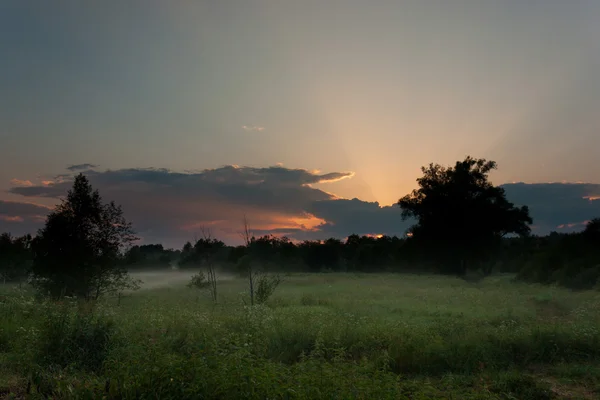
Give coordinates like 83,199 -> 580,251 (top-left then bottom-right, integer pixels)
2,272 -> 600,399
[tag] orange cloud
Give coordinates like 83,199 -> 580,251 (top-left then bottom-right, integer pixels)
10,179 -> 33,187
315,171 -> 355,184
0,214 -> 24,222
584,195 -> 600,201
557,221 -> 589,229
259,213 -> 326,232
288,214 -> 327,230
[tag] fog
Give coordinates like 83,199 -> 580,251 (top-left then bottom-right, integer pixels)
129,270 -> 236,290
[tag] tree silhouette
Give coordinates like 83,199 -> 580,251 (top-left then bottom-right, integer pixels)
583,218 -> 600,242
30,174 -> 139,300
398,156 -> 532,276
0,233 -> 32,284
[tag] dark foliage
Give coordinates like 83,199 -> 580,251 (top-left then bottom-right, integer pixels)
398,157 -> 532,275
0,232 -> 32,283
29,174 -> 138,300
123,244 -> 180,269
179,237 -> 227,268
516,220 -> 600,290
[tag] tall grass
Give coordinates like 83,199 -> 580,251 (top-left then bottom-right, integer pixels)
1,273 -> 600,398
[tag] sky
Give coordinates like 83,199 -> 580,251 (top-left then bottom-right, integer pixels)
1,1 -> 599,247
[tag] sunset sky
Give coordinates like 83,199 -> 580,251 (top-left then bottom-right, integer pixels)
1,1 -> 599,247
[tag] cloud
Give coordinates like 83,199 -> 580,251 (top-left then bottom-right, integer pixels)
242,125 -> 265,132
304,198 -> 412,239
4,166 -> 600,246
500,183 -> 600,233
0,200 -> 51,236
7,165 -> 354,246
9,179 -> 33,187
0,215 -> 24,223
66,163 -> 98,171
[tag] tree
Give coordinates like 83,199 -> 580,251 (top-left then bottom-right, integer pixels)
123,244 -> 177,269
238,216 -> 282,305
583,218 -> 600,242
398,156 -> 532,276
240,215 -> 257,305
182,228 -> 224,302
0,233 -> 32,284
30,174 -> 139,300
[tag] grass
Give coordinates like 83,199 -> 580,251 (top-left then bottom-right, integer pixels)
1,272 -> 600,399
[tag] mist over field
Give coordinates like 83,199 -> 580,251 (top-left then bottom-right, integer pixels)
129,269 -> 236,290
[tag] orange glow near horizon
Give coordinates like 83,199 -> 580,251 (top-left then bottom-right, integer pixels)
288,214 -> 327,230
363,233 -> 384,239
248,213 -> 327,232
178,213 -> 327,237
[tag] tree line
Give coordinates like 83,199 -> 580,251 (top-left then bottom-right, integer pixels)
121,223 -> 600,289
1,156 -> 599,300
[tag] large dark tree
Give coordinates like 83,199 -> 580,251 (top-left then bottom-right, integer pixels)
398,156 -> 532,276
30,174 -> 139,300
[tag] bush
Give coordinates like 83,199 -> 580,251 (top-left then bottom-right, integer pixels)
255,274 -> 282,304
187,271 -> 210,290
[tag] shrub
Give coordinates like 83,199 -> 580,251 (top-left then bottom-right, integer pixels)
187,271 -> 210,290
255,274 -> 282,305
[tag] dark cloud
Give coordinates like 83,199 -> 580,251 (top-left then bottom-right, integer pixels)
0,200 -> 51,216
9,166 -> 350,213
66,163 -> 98,171
501,183 -> 600,233
306,199 -> 412,239
7,166 -> 354,246
4,166 -> 600,246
